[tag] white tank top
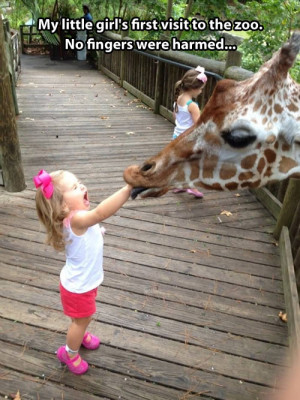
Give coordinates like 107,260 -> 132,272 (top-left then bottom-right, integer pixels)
173,100 -> 197,139
60,213 -> 104,293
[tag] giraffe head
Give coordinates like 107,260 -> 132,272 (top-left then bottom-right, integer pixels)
124,32 -> 300,198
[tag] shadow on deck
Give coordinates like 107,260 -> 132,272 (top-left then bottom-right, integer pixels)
0,55 -> 288,400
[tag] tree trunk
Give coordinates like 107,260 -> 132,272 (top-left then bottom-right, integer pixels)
0,17 -> 26,192
177,0 -> 194,39
166,0 -> 173,19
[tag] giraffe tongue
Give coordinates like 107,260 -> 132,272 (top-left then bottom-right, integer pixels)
131,187 -> 147,200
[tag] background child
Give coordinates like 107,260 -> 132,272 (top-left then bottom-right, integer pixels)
172,66 -> 207,198
34,169 -> 132,375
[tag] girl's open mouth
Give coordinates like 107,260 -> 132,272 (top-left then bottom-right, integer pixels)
83,191 -> 89,206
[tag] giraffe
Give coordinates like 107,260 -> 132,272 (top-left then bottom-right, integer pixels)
123,32 -> 300,199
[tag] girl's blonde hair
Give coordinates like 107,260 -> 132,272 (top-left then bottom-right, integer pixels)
174,68 -> 206,113
35,170 -> 68,251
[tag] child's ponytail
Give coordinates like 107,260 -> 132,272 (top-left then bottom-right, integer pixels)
174,79 -> 183,113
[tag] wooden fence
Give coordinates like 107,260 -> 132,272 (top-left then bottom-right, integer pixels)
96,32 -> 223,122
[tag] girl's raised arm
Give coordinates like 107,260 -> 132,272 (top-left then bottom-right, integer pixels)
72,185 -> 132,232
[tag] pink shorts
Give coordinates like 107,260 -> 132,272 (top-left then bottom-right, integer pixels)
59,282 -> 98,318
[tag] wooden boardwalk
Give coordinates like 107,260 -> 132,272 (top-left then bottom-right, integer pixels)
0,55 -> 289,400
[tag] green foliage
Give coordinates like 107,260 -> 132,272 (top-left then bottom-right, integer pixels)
231,0 -> 300,80
3,0 -> 300,82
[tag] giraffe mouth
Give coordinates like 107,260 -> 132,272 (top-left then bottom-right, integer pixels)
130,187 -> 169,199
131,187 -> 147,199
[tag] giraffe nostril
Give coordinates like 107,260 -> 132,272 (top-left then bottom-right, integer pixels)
140,162 -> 155,172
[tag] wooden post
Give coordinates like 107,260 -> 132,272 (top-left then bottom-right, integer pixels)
274,179 -> 300,239
295,248 -> 300,284
120,30 -> 128,86
277,178 -> 290,203
279,227 -> 300,349
0,17 -> 26,192
154,60 -> 165,114
290,201 -> 300,244
225,50 -> 242,69
20,25 -> 24,54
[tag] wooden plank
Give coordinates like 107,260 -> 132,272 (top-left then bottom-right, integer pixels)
0,280 -> 287,365
279,227 -> 300,350
251,187 -> 282,219
0,249 -> 287,344
0,297 -> 285,386
0,323 -> 270,400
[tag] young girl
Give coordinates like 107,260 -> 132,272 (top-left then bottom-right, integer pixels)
34,169 -> 132,375
172,66 -> 207,198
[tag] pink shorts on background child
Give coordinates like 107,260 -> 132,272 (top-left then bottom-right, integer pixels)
59,282 -> 98,318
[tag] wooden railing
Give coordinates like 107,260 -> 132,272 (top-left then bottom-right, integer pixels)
253,179 -> 300,348
19,24 -> 49,54
96,32 -> 223,122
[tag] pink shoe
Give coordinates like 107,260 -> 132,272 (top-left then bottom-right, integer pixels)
56,346 -> 88,375
173,188 -> 186,193
82,331 -> 100,350
186,189 -> 203,198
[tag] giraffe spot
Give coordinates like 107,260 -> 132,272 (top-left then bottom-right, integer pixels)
241,154 -> 257,169
287,102 -> 299,112
190,161 -> 200,181
225,182 -> 238,190
264,149 -> 276,163
203,154 -> 219,179
257,158 -> 266,174
198,182 -> 222,190
241,180 -> 261,188
274,117 -> 278,122
203,132 -> 222,147
211,183 -> 223,190
256,143 -> 262,149
268,99 -> 273,105
268,108 -> 272,117
239,171 -> 255,181
274,141 -> 279,150
253,100 -> 262,112
274,103 -> 283,114
282,143 -> 291,151
260,104 -> 267,115
279,157 -> 298,173
269,89 -> 275,96
264,166 -> 272,177
250,180 -> 261,188
262,117 -> 267,125
220,163 -> 237,180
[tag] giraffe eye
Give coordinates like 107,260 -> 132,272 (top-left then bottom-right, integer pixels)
221,129 -> 257,148
140,162 -> 155,172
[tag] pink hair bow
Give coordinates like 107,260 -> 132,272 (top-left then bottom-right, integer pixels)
195,66 -> 207,83
33,170 -> 54,199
